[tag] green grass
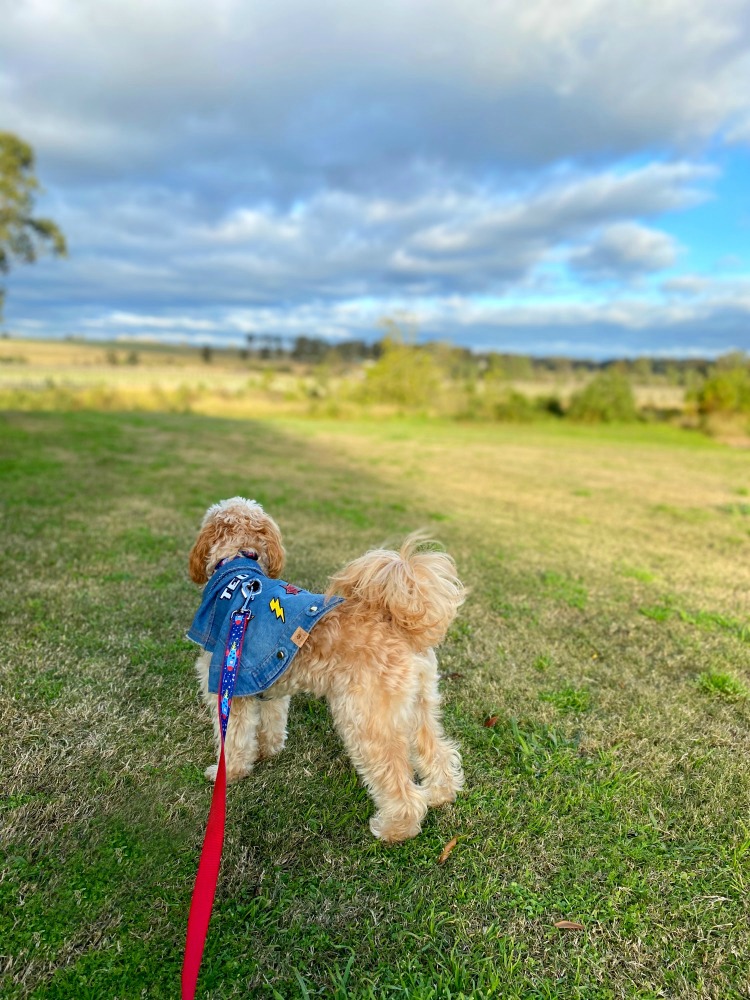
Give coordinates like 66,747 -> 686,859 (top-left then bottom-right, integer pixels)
538,684 -> 592,714
2,410 -> 750,999
697,671 -> 749,701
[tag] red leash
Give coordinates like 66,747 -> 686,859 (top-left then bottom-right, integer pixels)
181,737 -> 228,999
181,607 -> 252,999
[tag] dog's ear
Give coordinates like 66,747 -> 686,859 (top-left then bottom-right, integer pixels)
189,522 -> 218,584
258,513 -> 286,579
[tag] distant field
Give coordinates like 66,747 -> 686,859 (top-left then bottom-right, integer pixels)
0,336 -> 216,367
1,408 -> 749,998
0,337 -> 687,416
0,337 -> 258,394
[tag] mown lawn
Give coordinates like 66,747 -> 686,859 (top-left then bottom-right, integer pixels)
1,410 -> 749,999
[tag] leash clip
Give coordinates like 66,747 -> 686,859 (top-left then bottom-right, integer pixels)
239,577 -> 262,613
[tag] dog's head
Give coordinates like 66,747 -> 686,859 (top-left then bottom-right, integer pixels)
188,497 -> 285,584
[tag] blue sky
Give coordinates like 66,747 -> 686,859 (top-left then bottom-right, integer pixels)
1,0 -> 749,359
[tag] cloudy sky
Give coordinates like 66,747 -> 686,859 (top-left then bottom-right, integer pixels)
1,0 -> 749,358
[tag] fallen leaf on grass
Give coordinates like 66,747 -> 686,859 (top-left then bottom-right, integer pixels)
445,672 -> 465,680
437,837 -> 459,864
554,920 -> 584,930
484,715 -> 500,727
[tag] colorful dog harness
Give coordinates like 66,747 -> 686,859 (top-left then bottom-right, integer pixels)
181,555 -> 343,999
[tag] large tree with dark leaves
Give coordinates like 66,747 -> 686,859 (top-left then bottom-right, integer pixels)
1,131 -> 66,321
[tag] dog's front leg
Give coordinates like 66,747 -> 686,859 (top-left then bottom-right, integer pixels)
203,695 -> 262,784
257,696 -> 290,760
196,650 -> 261,784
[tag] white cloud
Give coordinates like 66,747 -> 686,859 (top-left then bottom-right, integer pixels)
662,274 -> 712,295
568,223 -> 681,281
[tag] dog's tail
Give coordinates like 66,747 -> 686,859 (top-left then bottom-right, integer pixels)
327,532 -> 466,648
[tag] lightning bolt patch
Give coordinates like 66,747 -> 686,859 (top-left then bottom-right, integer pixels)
269,597 -> 285,622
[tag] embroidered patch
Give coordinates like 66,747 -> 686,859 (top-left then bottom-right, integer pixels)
291,626 -> 309,647
269,597 -> 285,622
283,583 -> 301,595
219,573 -> 250,600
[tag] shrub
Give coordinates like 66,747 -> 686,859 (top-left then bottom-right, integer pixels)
359,335 -> 443,409
489,390 -> 563,422
690,363 -> 750,416
567,371 -> 638,423
491,390 -> 538,421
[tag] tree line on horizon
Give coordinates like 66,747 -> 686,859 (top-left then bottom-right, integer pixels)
205,330 -> 750,424
214,329 -> 744,388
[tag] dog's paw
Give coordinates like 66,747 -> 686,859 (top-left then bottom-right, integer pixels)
226,767 -> 253,784
423,783 -> 459,807
257,733 -> 287,760
422,755 -> 465,806
204,762 -> 253,784
369,812 -> 422,844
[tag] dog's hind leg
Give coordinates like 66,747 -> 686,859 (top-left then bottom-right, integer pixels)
411,650 -> 464,807
257,696 -> 290,759
329,682 -> 429,843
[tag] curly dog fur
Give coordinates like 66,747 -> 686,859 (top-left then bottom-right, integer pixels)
189,496 -> 466,843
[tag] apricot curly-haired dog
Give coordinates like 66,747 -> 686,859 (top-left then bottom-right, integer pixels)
188,497 -> 466,843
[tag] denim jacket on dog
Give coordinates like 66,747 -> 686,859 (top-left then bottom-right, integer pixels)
187,555 -> 344,697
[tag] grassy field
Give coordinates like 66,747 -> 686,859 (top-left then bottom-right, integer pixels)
1,409 -> 750,999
